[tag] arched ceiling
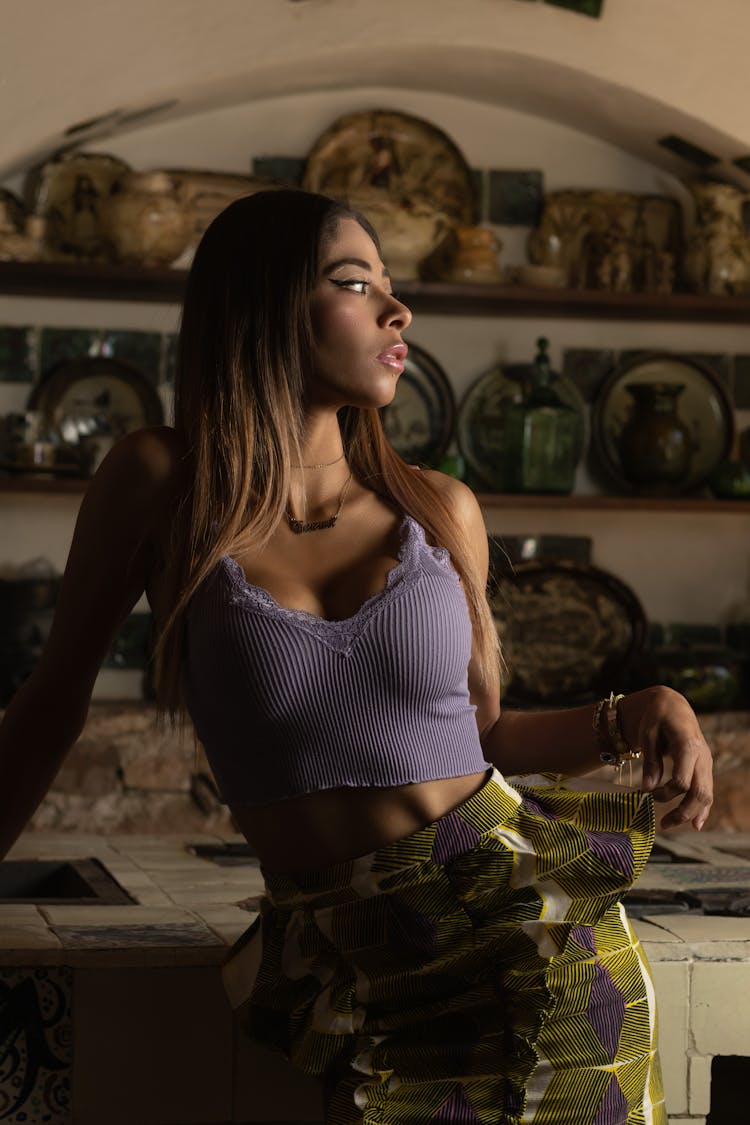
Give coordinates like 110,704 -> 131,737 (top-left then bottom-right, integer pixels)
3,0 -> 750,185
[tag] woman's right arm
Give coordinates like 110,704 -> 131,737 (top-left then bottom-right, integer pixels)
0,426 -> 186,858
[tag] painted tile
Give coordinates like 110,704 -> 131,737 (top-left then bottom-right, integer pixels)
163,332 -> 177,384
39,328 -> 101,377
618,349 -> 650,368
0,966 -> 72,1123
687,352 -> 730,386
99,331 -> 162,384
251,156 -> 305,186
562,347 -> 616,403
51,921 -> 221,949
664,623 -> 723,647
726,623 -> 750,654
488,170 -> 544,227
0,326 -> 35,383
471,168 -> 486,222
732,354 -> 750,408
102,612 -> 152,670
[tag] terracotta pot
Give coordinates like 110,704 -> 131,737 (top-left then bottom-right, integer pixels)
617,381 -> 694,491
104,171 -> 191,267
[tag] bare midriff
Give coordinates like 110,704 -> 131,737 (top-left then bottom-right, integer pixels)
228,769 -> 490,875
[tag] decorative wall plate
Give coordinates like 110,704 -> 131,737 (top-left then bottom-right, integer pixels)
591,352 -> 734,494
29,151 -> 131,260
380,341 -> 456,465
456,362 -> 586,491
28,356 -> 163,446
490,559 -> 647,706
302,109 -> 477,224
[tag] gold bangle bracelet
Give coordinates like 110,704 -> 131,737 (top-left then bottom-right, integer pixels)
596,691 -> 642,779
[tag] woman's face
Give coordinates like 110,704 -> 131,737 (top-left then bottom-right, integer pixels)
307,217 -> 412,410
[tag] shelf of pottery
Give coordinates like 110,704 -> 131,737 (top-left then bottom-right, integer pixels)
2,106 -> 750,501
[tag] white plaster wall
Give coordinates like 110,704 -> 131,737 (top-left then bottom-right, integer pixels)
3,0 -> 750,180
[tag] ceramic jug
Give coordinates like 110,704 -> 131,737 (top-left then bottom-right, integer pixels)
617,381 -> 694,492
104,171 -> 191,267
683,182 -> 750,296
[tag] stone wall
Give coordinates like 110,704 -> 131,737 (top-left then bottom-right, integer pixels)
2,703 -> 749,835
23,704 -> 234,835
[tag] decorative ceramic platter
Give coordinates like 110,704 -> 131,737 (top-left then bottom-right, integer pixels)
28,356 -> 163,446
591,352 -> 734,494
456,362 -> 586,491
381,340 -> 456,465
302,109 -> 477,224
490,559 -> 647,706
29,152 -> 131,261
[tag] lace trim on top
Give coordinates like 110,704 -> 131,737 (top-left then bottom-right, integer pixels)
218,514 -> 454,650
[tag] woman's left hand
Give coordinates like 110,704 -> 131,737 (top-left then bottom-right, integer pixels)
619,686 -> 713,831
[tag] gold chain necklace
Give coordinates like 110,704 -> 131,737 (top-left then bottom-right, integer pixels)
286,470 -> 354,534
291,452 -> 346,470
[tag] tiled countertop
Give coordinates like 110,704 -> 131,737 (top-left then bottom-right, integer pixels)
3,830 -> 750,1123
1,832 -> 265,967
3,829 -> 750,967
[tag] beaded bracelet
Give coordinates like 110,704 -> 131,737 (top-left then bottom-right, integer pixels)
593,691 -> 642,781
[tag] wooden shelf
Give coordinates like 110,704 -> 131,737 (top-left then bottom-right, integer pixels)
475,493 -> 750,513
3,475 -> 750,512
0,475 -> 88,493
3,259 -> 750,321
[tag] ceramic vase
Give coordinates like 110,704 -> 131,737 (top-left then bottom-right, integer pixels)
617,381 -> 694,491
104,171 -> 191,267
683,182 -> 750,296
348,191 -> 450,280
448,226 -> 502,282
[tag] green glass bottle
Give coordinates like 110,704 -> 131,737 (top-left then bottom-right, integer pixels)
504,337 -> 578,494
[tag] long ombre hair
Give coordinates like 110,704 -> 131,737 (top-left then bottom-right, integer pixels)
154,189 -> 501,717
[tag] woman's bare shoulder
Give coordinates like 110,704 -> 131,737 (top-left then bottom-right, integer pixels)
98,426 -> 190,505
412,467 -> 482,520
110,425 -> 188,479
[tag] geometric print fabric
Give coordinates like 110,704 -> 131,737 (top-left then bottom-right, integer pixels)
225,769 -> 667,1123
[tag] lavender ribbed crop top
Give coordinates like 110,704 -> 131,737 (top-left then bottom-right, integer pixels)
181,513 -> 491,805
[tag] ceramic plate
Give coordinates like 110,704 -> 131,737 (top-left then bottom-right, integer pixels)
28,356 -> 163,446
456,362 -> 586,491
302,109 -> 477,224
29,151 -> 131,261
380,341 -> 456,465
591,352 -> 734,494
490,559 -> 647,706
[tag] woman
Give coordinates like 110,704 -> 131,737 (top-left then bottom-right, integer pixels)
0,190 -> 712,1124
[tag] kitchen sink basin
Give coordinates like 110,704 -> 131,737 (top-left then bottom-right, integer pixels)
0,858 -> 136,904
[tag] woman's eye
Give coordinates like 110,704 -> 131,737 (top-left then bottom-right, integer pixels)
331,277 -> 370,295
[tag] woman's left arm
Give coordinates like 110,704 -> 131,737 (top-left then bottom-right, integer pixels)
433,472 -> 714,833
482,692 -> 714,831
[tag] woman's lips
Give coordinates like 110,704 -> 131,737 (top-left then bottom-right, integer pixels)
376,343 -> 408,373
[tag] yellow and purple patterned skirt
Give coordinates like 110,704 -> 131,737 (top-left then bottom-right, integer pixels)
222,770 -> 666,1124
